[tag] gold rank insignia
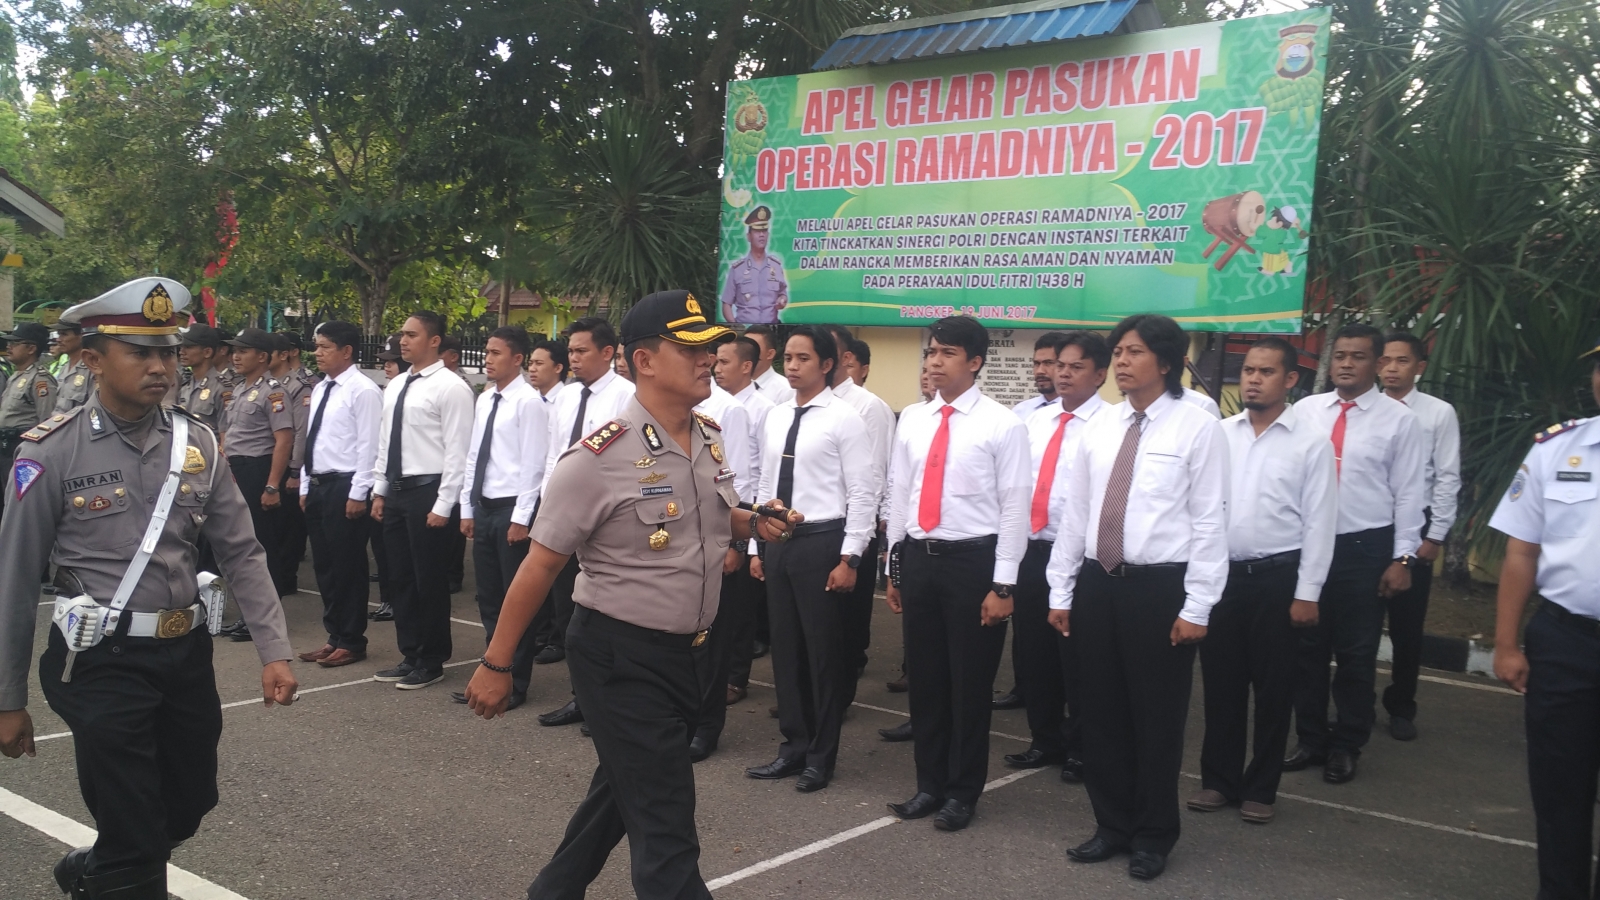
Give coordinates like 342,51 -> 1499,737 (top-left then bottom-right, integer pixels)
709,443 -> 724,464
642,423 -> 664,452
649,526 -> 671,550
141,283 -> 175,323
639,471 -> 667,484
582,420 -> 628,454
635,456 -> 656,469
183,446 -> 206,474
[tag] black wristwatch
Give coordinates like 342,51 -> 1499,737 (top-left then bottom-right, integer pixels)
263,484 -> 280,495
844,554 -> 861,570
991,582 -> 1015,598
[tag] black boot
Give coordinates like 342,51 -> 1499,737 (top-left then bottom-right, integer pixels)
80,861 -> 167,899
53,846 -> 91,897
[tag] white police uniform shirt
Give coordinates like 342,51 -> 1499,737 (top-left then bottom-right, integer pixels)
1222,404 -> 1338,603
732,382 -> 775,504
1294,384 -> 1427,557
755,387 -> 875,557
371,359 -> 477,519
755,366 -> 795,404
831,375 -> 895,521
1025,393 -> 1107,543
1489,417 -> 1600,617
298,366 -> 383,501
541,369 -> 636,495
460,376 -> 549,525
1183,387 -> 1222,418
1046,391 -> 1231,624
694,383 -> 754,504
1390,387 -> 1462,542
541,379 -> 567,404
1013,393 -> 1054,420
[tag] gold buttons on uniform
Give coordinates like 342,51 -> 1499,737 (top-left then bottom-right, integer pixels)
180,483 -> 192,494
73,496 -> 85,508
114,488 -> 126,498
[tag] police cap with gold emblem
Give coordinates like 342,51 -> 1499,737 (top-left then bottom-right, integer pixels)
744,205 -> 772,231
621,290 -> 736,348
59,277 -> 191,347
0,322 -> 50,348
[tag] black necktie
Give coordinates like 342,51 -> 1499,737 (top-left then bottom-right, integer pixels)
775,405 -> 812,508
385,373 -> 421,483
304,380 -> 335,477
567,385 -> 593,448
472,392 -> 501,508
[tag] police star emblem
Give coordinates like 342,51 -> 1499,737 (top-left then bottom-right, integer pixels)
141,284 -> 175,324
685,294 -> 702,315
183,446 -> 207,474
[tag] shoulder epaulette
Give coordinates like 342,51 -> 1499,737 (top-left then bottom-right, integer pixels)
1535,419 -> 1583,443
581,420 -> 627,454
20,406 -> 84,443
693,411 -> 722,432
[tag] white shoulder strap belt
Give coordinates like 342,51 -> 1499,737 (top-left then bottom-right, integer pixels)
108,414 -> 189,616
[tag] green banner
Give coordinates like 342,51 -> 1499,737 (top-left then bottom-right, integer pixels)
717,8 -> 1328,332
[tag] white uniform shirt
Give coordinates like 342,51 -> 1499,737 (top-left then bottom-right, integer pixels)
541,379 -> 567,405
371,359 -> 477,518
886,384 -> 1032,584
1183,387 -> 1222,418
1222,405 -> 1338,602
755,366 -> 795,404
460,377 -> 549,526
1489,417 -> 1600,617
694,383 -> 754,503
542,370 -> 636,494
831,376 -> 896,520
732,382 -> 776,504
298,367 -> 384,502
755,387 -> 875,556
1391,388 -> 1462,542
1025,393 -> 1107,543
1294,385 -> 1427,557
1013,393 -> 1054,420
1046,392 -> 1230,625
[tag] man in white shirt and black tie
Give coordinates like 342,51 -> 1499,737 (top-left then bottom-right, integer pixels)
1378,331 -> 1461,741
296,321 -> 383,670
715,337 -> 776,707
454,327 -> 548,711
1008,331 -> 1108,782
369,311 -> 476,691
885,316 -> 1031,832
1046,314 -> 1229,880
1189,337 -> 1336,825
1012,332 -> 1067,420
745,324 -> 795,404
1285,323 -> 1426,784
745,327 -> 874,792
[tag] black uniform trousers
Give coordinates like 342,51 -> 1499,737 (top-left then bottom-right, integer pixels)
1075,562 -> 1194,855
382,479 -> 455,671
370,516 -> 395,606
39,623 -> 222,877
275,480 -> 307,593
696,561 -> 749,742
532,557 -> 581,652
527,606 -> 713,900
1014,539 -> 1080,757
449,525 -> 467,588
305,473 -> 370,652
1383,509 -> 1434,722
472,502 -> 537,696
1293,526 -> 1392,756
728,561 -> 765,690
839,533 -> 881,707
766,526 -> 850,771
1198,560 -> 1298,804
1524,602 -> 1600,900
901,536 -> 1008,807
229,454 -> 290,595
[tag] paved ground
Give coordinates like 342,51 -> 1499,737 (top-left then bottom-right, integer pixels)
0,556 -> 1549,900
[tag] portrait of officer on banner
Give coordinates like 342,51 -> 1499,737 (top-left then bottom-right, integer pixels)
721,204 -> 788,324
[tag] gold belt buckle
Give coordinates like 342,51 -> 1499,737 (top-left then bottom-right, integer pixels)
155,607 -> 196,639
692,630 -> 708,648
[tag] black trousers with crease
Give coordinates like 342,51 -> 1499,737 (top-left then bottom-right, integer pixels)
766,528 -> 850,771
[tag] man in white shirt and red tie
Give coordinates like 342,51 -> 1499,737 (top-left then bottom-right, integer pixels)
1378,331 -> 1461,741
1045,314 -> 1229,881
1189,337 -> 1336,824
884,316 -> 1031,832
715,337 -> 776,707
1008,331 -> 1108,782
1285,323 -> 1426,784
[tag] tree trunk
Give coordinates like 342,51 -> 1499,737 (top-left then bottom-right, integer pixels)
1314,307 -> 1343,393
362,269 -> 390,336
497,277 -> 511,327
1443,529 -> 1472,586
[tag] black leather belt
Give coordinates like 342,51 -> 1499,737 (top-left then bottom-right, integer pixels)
388,474 -> 441,492
905,535 -> 998,556
1092,560 -> 1189,578
790,518 -> 845,538
477,496 -> 518,511
1543,601 -> 1600,638
575,606 -> 709,649
1230,549 -> 1301,576
309,471 -> 354,487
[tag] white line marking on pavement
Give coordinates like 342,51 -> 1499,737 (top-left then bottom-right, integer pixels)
1375,666 -> 1521,697
0,785 -> 254,900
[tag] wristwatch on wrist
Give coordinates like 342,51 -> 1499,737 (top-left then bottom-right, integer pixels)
264,485 -> 280,495
1394,554 -> 1416,568
991,582 -> 1015,598
844,554 -> 861,570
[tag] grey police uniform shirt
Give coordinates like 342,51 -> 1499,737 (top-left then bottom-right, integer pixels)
719,254 -> 788,324
0,398 -> 292,709
0,363 -> 58,429
280,369 -> 313,475
54,360 -> 94,413
529,397 -> 739,634
179,370 -> 225,434
220,375 -> 296,458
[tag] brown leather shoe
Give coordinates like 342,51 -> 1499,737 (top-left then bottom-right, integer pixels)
1186,789 -> 1229,812
726,685 -> 747,706
317,648 -> 367,668
1240,801 -> 1274,824
298,645 -> 335,663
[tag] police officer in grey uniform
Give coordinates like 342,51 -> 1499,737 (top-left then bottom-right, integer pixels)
177,324 -> 228,433
271,332 -> 313,594
53,321 -> 96,413
1,322 -> 59,455
0,277 -> 296,900
221,328 -> 297,602
464,290 -> 799,900
720,205 -> 788,325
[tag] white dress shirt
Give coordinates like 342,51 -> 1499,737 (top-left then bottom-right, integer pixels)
542,370 -> 637,494
1013,393 -> 1054,419
460,377 -> 549,526
298,367 -> 383,502
695,383 -> 754,503
1046,392 -> 1230,624
371,359 -> 477,518
733,382 -> 776,503
1293,385 -> 1426,557
1025,393 -> 1107,542
541,379 -> 567,404
1390,387 -> 1461,542
1222,405 -> 1338,602
755,387 -> 875,556
1183,387 -> 1222,418
831,376 -> 896,520
755,366 -> 795,404
887,383 -> 1032,584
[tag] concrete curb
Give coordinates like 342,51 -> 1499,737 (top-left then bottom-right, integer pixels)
1378,632 -> 1494,677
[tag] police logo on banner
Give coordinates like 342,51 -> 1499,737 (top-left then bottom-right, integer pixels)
13,459 -> 43,500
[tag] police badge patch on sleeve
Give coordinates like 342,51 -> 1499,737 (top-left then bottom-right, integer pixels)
13,459 -> 43,500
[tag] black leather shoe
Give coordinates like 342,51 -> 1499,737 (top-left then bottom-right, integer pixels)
79,860 -> 166,898
689,735 -> 717,763
579,722 -> 591,737
746,757 -> 806,780
1004,747 -> 1066,769
991,690 -> 1024,710
217,618 -> 246,635
1389,715 -> 1418,741
1323,749 -> 1356,783
368,602 -> 394,622
933,799 -> 974,831
538,699 -> 583,727
54,846 -> 91,893
1282,744 -> 1326,771
1060,758 -> 1085,783
1129,851 -> 1167,880
228,625 -> 253,642
533,645 -> 566,664
795,767 -> 832,792
1066,835 -> 1128,863
752,640 -> 769,659
888,792 -> 944,819
505,692 -> 526,712
449,690 -> 468,704
878,721 -> 914,742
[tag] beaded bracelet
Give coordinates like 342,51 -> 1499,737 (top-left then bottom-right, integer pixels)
479,656 -> 513,673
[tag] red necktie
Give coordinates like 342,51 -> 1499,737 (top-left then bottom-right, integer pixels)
1030,412 -> 1074,534
1330,400 -> 1356,477
918,406 -> 957,533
